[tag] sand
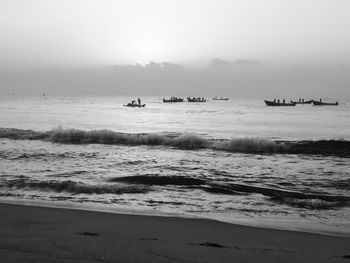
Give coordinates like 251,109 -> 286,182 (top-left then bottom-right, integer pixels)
0,203 -> 349,263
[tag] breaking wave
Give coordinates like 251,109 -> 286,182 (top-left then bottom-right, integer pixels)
109,175 -> 206,186
2,173 -> 349,209
109,174 -> 349,209
3,179 -> 150,195
204,182 -> 350,208
1,127 -> 350,156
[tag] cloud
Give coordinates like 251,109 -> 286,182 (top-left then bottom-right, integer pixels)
210,58 -> 261,69
113,62 -> 184,72
233,59 -> 261,66
210,58 -> 232,68
1,61 -> 349,98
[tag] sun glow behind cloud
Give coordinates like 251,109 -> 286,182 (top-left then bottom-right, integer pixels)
128,36 -> 167,64
1,0 -> 350,68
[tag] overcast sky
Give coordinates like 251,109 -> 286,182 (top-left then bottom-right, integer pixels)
1,0 -> 350,67
1,0 -> 350,97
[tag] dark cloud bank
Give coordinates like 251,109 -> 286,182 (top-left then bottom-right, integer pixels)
1,59 -> 349,98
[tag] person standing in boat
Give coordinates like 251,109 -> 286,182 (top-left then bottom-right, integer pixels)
138,97 -> 141,105
283,99 -> 285,104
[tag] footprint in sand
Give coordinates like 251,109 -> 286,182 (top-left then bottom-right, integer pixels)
138,237 -> 159,241
198,242 -> 230,248
77,231 -> 100,237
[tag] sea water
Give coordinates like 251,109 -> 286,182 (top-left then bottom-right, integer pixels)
0,95 -> 349,235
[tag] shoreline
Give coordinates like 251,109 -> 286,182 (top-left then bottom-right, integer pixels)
0,202 -> 349,263
1,198 -> 349,238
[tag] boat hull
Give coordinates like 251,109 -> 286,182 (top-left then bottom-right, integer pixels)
294,100 -> 313,104
187,97 -> 206,102
163,98 -> 184,103
312,101 -> 338,106
264,100 -> 296,106
213,98 -> 229,101
124,104 -> 146,107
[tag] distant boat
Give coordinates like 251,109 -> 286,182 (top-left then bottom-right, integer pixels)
312,100 -> 338,106
294,100 -> 313,104
187,97 -> 206,102
213,97 -> 229,101
163,97 -> 184,103
124,103 -> 146,107
264,100 -> 296,106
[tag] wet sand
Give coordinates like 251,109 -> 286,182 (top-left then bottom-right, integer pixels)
0,203 -> 349,263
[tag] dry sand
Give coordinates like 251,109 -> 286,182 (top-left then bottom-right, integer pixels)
0,203 -> 349,263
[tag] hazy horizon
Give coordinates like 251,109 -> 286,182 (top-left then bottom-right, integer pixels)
0,60 -> 349,98
1,0 -> 350,97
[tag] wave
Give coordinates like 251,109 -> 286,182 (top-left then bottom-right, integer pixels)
4,179 -> 150,195
0,152 -> 69,160
1,127 -> 350,156
109,175 -> 206,186
109,174 -> 349,209
0,150 -> 98,160
208,182 -> 348,201
205,183 -> 349,209
330,178 -> 350,190
2,174 -> 349,209
199,183 -> 349,209
274,198 -> 346,210
212,137 -> 288,153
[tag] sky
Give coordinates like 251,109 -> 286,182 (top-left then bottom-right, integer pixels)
1,0 -> 350,67
0,0 -> 350,97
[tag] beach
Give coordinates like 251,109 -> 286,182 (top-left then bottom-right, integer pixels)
2,1 -> 350,262
0,202 -> 349,263
0,96 -> 349,262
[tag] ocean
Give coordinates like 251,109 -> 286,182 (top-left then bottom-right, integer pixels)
0,95 -> 349,235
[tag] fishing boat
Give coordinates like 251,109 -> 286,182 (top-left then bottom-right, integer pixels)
124,103 -> 146,107
187,97 -> 206,102
312,100 -> 338,106
264,100 -> 296,106
163,97 -> 184,103
213,96 -> 229,101
294,100 -> 313,104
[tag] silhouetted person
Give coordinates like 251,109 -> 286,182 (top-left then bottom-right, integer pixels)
274,98 -> 276,102
283,99 -> 285,104
138,97 -> 141,105
320,98 -> 322,102
302,98 -> 304,102
277,99 -> 280,103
